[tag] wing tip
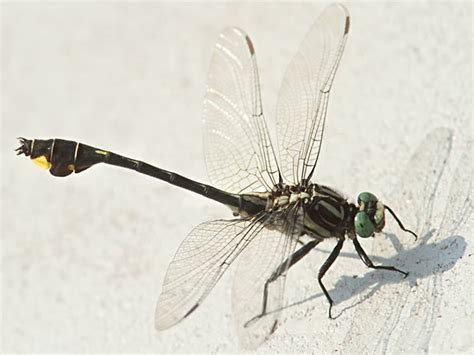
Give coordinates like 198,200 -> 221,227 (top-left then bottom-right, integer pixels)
327,3 -> 350,35
217,27 -> 255,56
154,311 -> 170,331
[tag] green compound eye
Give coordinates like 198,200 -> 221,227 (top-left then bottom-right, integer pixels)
357,192 -> 378,207
354,211 -> 375,238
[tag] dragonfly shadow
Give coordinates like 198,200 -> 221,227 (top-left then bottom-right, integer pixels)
282,228 -> 467,317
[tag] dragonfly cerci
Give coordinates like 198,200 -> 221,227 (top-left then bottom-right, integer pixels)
16,3 -> 417,348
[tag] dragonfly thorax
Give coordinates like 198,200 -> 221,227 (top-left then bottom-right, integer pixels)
302,184 -> 352,239
240,185 -> 388,241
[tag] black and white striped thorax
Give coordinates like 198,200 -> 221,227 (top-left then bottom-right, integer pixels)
303,184 -> 355,239
239,183 -> 356,240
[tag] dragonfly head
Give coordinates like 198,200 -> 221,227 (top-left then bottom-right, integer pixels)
354,192 -> 385,238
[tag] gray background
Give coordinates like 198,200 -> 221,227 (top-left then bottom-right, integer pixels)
2,1 -> 472,353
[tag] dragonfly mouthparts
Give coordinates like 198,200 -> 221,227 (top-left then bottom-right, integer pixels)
15,137 -> 32,156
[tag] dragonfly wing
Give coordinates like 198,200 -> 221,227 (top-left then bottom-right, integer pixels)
276,4 -> 350,184
232,204 -> 304,349
155,214 -> 269,330
203,27 -> 280,194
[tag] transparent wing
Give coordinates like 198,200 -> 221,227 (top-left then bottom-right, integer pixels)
276,4 -> 350,184
154,214 -> 268,330
203,27 -> 280,194
232,205 -> 304,349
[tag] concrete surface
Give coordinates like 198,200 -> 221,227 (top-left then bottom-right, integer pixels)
2,1 -> 472,353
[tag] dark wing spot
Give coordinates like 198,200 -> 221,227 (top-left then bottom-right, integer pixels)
270,320 -> 279,334
344,16 -> 350,34
183,303 -> 199,319
245,35 -> 255,55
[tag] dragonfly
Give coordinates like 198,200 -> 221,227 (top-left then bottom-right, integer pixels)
16,4 -> 417,348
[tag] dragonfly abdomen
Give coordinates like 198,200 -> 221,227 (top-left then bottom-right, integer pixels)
16,138 -> 108,177
16,138 -> 242,209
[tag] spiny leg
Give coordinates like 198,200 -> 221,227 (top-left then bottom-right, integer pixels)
244,240 -> 319,328
353,237 -> 408,277
318,238 -> 344,319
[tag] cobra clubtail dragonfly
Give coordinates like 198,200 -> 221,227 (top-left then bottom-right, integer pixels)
16,4 -> 416,347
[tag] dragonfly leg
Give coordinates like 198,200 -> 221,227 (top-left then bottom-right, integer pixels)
244,240 -> 319,328
318,238 -> 344,319
353,237 -> 408,277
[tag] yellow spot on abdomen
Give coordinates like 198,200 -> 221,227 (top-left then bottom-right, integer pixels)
67,164 -> 75,172
31,156 -> 51,170
95,150 -> 108,156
